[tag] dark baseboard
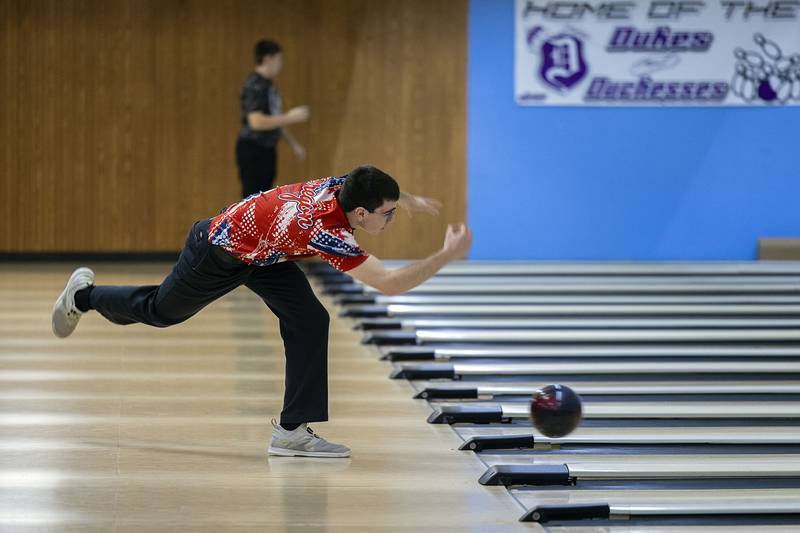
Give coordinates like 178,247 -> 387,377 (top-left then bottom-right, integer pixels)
0,252 -> 181,262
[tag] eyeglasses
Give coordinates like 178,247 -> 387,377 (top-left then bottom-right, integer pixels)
370,207 -> 396,222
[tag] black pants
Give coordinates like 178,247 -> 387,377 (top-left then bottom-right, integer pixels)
89,219 -> 329,424
236,138 -> 277,198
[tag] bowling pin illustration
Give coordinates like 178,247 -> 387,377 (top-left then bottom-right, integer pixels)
775,75 -> 792,102
762,63 -> 783,101
731,62 -> 748,97
757,65 -> 778,102
754,33 -> 782,61
734,47 -> 764,68
791,71 -> 800,100
740,68 -> 758,102
775,57 -> 792,74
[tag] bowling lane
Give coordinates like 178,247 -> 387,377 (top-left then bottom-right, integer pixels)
411,380 -> 800,401
454,426 -> 800,447
345,303 -> 800,319
338,294 -> 800,306
513,487 -> 800,524
391,360 -> 800,380
328,281 -> 800,296
321,275 -> 800,289
355,317 -> 800,330
480,459 -> 800,523
478,454 -> 800,480
368,328 -> 800,345
312,262 -> 800,528
427,400 -> 800,424
382,345 -> 800,362
304,260 -> 800,277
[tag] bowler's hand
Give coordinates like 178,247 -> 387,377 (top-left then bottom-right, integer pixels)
442,223 -> 472,260
399,194 -> 442,216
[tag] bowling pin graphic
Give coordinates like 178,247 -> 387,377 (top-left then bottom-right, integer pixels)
775,57 -> 792,74
791,56 -> 800,101
791,71 -> 800,101
762,64 -> 782,102
731,62 -> 748,97
754,33 -> 782,61
740,67 -> 758,102
758,81 -> 777,102
734,47 -> 764,68
775,76 -> 792,103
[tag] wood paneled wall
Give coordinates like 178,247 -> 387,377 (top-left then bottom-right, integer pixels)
0,0 -> 466,257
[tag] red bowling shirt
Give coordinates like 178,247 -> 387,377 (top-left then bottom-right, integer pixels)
208,176 -> 369,272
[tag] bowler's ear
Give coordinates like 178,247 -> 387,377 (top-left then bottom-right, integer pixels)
352,207 -> 368,219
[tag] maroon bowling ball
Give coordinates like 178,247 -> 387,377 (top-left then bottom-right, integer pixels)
530,384 -> 583,438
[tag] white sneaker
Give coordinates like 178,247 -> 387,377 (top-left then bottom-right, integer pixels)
52,267 -> 95,338
268,418 -> 351,458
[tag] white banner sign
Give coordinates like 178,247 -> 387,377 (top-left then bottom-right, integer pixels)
515,1 -> 800,105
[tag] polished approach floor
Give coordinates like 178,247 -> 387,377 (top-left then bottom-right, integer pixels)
0,262 -> 526,532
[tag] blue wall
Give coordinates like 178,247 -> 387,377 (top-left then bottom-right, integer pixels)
468,0 -> 799,260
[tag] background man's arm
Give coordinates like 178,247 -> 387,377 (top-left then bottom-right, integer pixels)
247,105 -> 309,131
281,127 -> 306,160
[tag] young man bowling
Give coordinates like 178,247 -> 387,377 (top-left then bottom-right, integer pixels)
51,165 -> 472,457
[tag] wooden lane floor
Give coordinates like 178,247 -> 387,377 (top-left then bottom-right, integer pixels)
0,262 -> 529,532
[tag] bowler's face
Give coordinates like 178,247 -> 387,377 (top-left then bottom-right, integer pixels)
359,200 -> 398,235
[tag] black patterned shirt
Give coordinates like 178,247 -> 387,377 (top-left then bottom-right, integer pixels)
238,72 -> 282,148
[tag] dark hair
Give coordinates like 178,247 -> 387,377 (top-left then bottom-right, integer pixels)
254,39 -> 282,65
339,166 -> 400,213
